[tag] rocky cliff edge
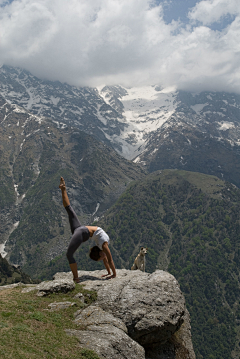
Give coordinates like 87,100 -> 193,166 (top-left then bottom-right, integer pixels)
55,269 -> 196,359
1,269 -> 195,358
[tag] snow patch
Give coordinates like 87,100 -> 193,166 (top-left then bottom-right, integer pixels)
151,148 -> 158,156
50,96 -> 60,105
0,241 -> 8,258
92,203 -> 100,216
0,221 -> 20,258
14,184 -> 20,197
191,103 -> 208,114
13,105 -> 26,114
96,104 -> 107,125
19,139 -> 25,151
218,122 -> 235,131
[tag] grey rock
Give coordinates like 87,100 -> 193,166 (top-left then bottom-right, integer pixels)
20,278 -> 76,296
20,278 -> 75,295
0,282 -> 24,291
55,269 -> 195,358
74,292 -> 85,303
48,301 -> 76,311
64,269 -> 185,346
66,306 -> 145,359
145,310 -> 195,359
21,285 -> 37,293
37,291 -> 48,297
36,278 -> 75,296
74,305 -> 128,333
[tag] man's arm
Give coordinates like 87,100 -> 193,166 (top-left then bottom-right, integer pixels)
102,242 -> 116,278
102,257 -> 111,277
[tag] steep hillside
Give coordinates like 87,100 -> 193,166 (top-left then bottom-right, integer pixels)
93,170 -> 240,359
0,254 -> 34,286
0,96 -> 145,277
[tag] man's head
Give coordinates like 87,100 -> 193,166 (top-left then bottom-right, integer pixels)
89,246 -> 106,261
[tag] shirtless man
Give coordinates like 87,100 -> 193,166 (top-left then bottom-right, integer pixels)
59,177 -> 116,282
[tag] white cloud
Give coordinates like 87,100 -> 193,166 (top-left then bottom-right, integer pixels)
0,0 -> 240,94
188,0 -> 240,25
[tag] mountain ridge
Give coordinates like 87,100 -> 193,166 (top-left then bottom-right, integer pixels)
2,65 -> 240,188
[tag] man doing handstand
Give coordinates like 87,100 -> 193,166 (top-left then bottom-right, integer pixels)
59,177 -> 116,282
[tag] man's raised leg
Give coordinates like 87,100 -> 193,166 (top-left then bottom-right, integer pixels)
59,177 -> 80,282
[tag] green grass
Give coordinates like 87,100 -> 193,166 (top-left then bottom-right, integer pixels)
0,285 -> 100,359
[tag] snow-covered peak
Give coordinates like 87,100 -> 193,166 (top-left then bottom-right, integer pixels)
98,85 -> 178,159
2,65 -> 240,161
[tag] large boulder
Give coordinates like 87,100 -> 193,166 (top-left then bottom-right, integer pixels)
54,269 -> 196,359
67,305 -> 145,359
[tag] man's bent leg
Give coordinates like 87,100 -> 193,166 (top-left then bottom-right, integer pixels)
69,263 -> 79,282
66,229 -> 84,282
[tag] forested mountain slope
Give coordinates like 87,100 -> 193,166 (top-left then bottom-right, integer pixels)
94,169 -> 240,359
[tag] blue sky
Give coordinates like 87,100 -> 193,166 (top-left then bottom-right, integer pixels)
157,0 -> 235,30
158,0 -> 200,23
0,0 -> 240,93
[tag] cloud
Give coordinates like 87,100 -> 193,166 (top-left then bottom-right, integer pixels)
188,0 -> 240,25
0,0 -> 240,93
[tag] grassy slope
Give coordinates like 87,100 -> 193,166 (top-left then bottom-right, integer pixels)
93,169 -> 240,359
0,285 -> 99,359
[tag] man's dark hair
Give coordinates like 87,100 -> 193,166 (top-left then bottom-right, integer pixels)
89,246 -> 101,261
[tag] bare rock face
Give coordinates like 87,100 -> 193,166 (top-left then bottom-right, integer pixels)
67,305 -> 145,359
54,269 -> 196,359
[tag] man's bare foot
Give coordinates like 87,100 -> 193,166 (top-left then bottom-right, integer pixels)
104,274 -> 116,280
59,177 -> 66,191
73,277 -> 81,283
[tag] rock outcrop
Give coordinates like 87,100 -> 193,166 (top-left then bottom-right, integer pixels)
21,278 -> 75,296
54,269 -> 196,359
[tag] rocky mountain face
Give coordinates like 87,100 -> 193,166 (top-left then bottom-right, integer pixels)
1,65 -> 240,186
0,65 -> 179,160
0,95 -> 145,277
7,268 -> 195,359
134,91 -> 240,187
